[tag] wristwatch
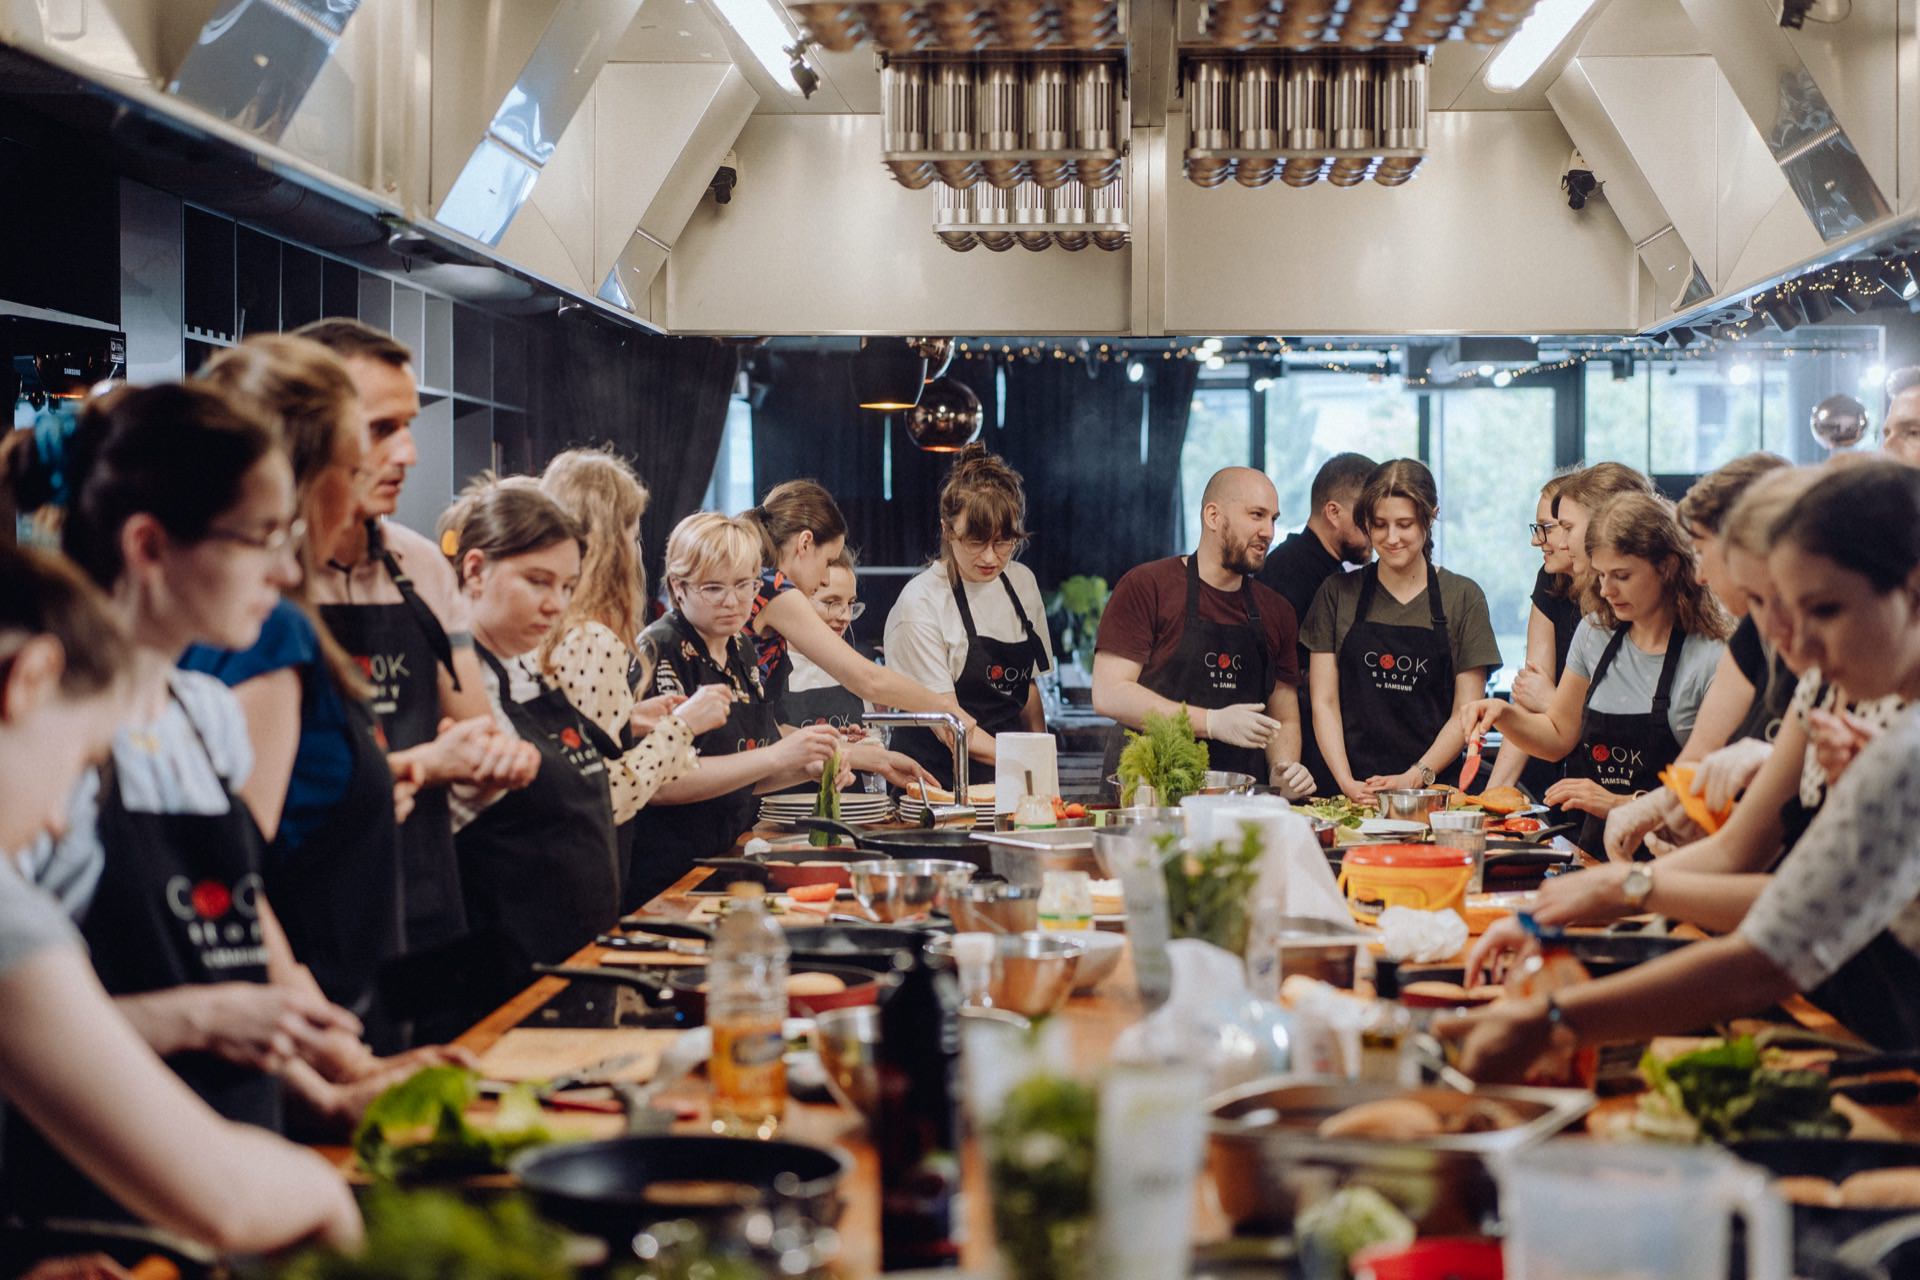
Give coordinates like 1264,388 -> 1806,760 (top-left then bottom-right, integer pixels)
1417,764 -> 1436,787
1621,862 -> 1655,910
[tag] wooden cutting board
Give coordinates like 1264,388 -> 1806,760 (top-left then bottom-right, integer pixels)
595,949 -> 704,967
476,1028 -> 680,1083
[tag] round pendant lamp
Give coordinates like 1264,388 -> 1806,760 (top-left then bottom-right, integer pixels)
1810,393 -> 1869,450
909,336 -> 957,382
905,377 -> 983,452
851,337 -> 927,411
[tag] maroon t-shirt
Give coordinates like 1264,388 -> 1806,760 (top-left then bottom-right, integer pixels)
1095,556 -> 1301,693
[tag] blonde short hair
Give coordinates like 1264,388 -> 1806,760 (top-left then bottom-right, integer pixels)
665,512 -> 762,598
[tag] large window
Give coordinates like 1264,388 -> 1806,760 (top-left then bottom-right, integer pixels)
702,396 -> 756,514
1264,376 -> 1420,535
1430,387 -> 1557,673
1178,387 -> 1255,549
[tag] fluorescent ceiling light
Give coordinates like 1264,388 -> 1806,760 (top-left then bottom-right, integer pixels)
1485,0 -> 1603,92
709,0 -> 805,94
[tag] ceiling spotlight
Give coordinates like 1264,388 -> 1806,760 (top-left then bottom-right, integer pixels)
1253,376 -> 1273,392
1877,257 -> 1919,301
1664,326 -> 1697,350
1728,361 -> 1754,387
851,337 -> 927,411
786,41 -> 820,98
1204,354 -> 1226,371
1126,360 -> 1144,383
1477,363 -> 1496,378
1202,337 -> 1225,354
1492,370 -> 1514,387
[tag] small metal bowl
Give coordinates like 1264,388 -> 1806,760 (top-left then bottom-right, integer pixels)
1303,813 -> 1338,850
1375,788 -> 1452,824
948,880 -> 1043,934
847,858 -> 975,923
811,1004 -> 880,1123
925,931 -> 1087,1017
1105,770 -> 1257,804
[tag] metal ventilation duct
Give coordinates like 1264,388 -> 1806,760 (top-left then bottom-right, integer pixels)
792,0 -> 1126,52
432,0 -> 646,246
881,56 -> 1128,191
935,167 -> 1129,249
164,0 -> 365,142
1181,52 -> 1425,188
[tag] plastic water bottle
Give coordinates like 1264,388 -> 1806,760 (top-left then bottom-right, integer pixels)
707,881 -> 789,1139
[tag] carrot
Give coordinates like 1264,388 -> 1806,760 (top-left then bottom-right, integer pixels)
789,882 -> 838,903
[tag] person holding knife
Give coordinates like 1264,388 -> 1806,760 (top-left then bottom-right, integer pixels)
1092,467 -> 1314,798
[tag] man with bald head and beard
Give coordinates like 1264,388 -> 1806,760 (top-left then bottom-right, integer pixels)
1092,467 -> 1315,798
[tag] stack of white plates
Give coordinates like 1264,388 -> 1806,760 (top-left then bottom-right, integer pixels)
894,795 -> 995,829
757,793 -> 893,829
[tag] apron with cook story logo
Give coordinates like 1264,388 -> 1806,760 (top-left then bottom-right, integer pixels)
899,573 -> 1050,790
624,611 -> 784,910
1568,624 -> 1684,856
319,520 -> 467,954
1104,554 -> 1275,783
1334,562 -> 1457,786
4,684 -> 281,1225
454,645 -> 622,1018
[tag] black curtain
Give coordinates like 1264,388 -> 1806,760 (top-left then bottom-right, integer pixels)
749,351 -> 1198,592
521,317 -> 740,597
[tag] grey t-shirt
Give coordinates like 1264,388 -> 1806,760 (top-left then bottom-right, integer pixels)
1565,618 -> 1724,741
0,858 -> 82,975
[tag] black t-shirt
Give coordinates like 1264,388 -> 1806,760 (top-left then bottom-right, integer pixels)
1729,615 -> 1767,687
1259,529 -> 1345,642
1530,567 -> 1582,680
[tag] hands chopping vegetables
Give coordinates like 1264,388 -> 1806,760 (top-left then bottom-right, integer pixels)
1203,702 -> 1282,750
1543,776 -> 1624,818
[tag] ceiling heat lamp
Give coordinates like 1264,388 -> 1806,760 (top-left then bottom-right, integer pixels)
851,338 -> 929,410
1182,52 -> 1426,188
880,58 -> 1128,192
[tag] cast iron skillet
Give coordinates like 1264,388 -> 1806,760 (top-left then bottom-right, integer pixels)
512,1134 -> 850,1244
1730,1138 -> 1920,1277
534,960 -> 884,1022
694,847 -> 891,891
791,816 -> 991,870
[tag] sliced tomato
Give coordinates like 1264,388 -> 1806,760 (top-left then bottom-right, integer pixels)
1502,817 -> 1543,834
1063,803 -> 1087,819
788,882 -> 838,903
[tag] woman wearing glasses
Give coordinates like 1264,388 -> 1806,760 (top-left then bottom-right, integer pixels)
776,545 -> 871,734
624,513 -> 844,906
883,445 -> 1054,789
1485,471 -> 1582,792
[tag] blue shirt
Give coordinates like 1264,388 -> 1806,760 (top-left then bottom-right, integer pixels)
181,599 -> 354,855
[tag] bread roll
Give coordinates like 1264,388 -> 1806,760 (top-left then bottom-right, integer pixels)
1402,980 -> 1499,1005
1837,1168 -> 1920,1208
1316,1098 -> 1445,1140
786,972 -> 850,997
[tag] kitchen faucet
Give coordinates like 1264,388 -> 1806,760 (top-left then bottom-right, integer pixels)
863,711 -> 970,807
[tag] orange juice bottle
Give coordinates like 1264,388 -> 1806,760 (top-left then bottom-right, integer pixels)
707,883 -> 789,1138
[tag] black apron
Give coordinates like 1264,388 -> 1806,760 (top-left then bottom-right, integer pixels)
770,658 -> 868,799
1331,562 -> 1457,786
623,613 -> 783,911
4,687 -> 280,1224
455,646 -> 622,1016
1568,624 -> 1684,856
1731,651 -> 1796,747
1102,555 -> 1276,783
899,573 -> 1048,790
265,686 -> 404,1050
318,521 -> 465,954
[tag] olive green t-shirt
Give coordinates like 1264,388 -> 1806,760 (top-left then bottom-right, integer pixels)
1300,564 -> 1504,675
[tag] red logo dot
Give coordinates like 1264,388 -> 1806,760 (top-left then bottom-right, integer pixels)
1218,654 -> 1232,670
1592,744 -> 1610,762
561,728 -> 582,749
989,665 -> 1004,680
355,655 -> 373,677
1379,653 -> 1396,670
190,881 -> 232,920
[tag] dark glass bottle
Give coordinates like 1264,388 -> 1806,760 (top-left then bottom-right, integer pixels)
876,952 -> 963,1271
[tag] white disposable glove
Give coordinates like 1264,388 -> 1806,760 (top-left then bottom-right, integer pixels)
1271,761 -> 1314,800
1603,789 -> 1676,862
1689,737 -> 1774,813
1203,703 -> 1280,750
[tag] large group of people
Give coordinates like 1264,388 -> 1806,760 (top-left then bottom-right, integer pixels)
0,316 -> 1916,1256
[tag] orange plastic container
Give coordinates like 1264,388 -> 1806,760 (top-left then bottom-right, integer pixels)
1336,843 -> 1474,923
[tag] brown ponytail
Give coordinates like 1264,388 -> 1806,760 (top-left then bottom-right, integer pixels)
0,541 -> 130,699
937,442 -> 1028,572
439,475 -> 584,585
739,479 -> 847,570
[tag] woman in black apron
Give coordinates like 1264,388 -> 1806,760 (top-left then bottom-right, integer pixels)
626,513 -> 844,910
1,383 -> 371,1221
1310,460 -> 1494,802
1487,475 -> 1582,797
1462,493 -> 1731,856
772,551 -> 872,800
885,447 -> 1052,790
438,482 -> 629,1018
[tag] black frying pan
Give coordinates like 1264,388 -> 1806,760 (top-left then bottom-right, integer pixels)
1731,1138 -> 1920,1275
615,918 -> 935,971
791,817 -> 991,870
512,1134 -> 850,1244
534,961 -> 884,1022
694,848 -> 891,891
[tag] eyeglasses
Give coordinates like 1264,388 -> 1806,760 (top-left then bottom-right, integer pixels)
687,579 -> 758,605
206,518 -> 307,558
816,599 -> 866,621
953,535 -> 1022,557
1527,521 -> 1554,543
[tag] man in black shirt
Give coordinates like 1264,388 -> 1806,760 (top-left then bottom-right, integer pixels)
1259,452 -> 1377,797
